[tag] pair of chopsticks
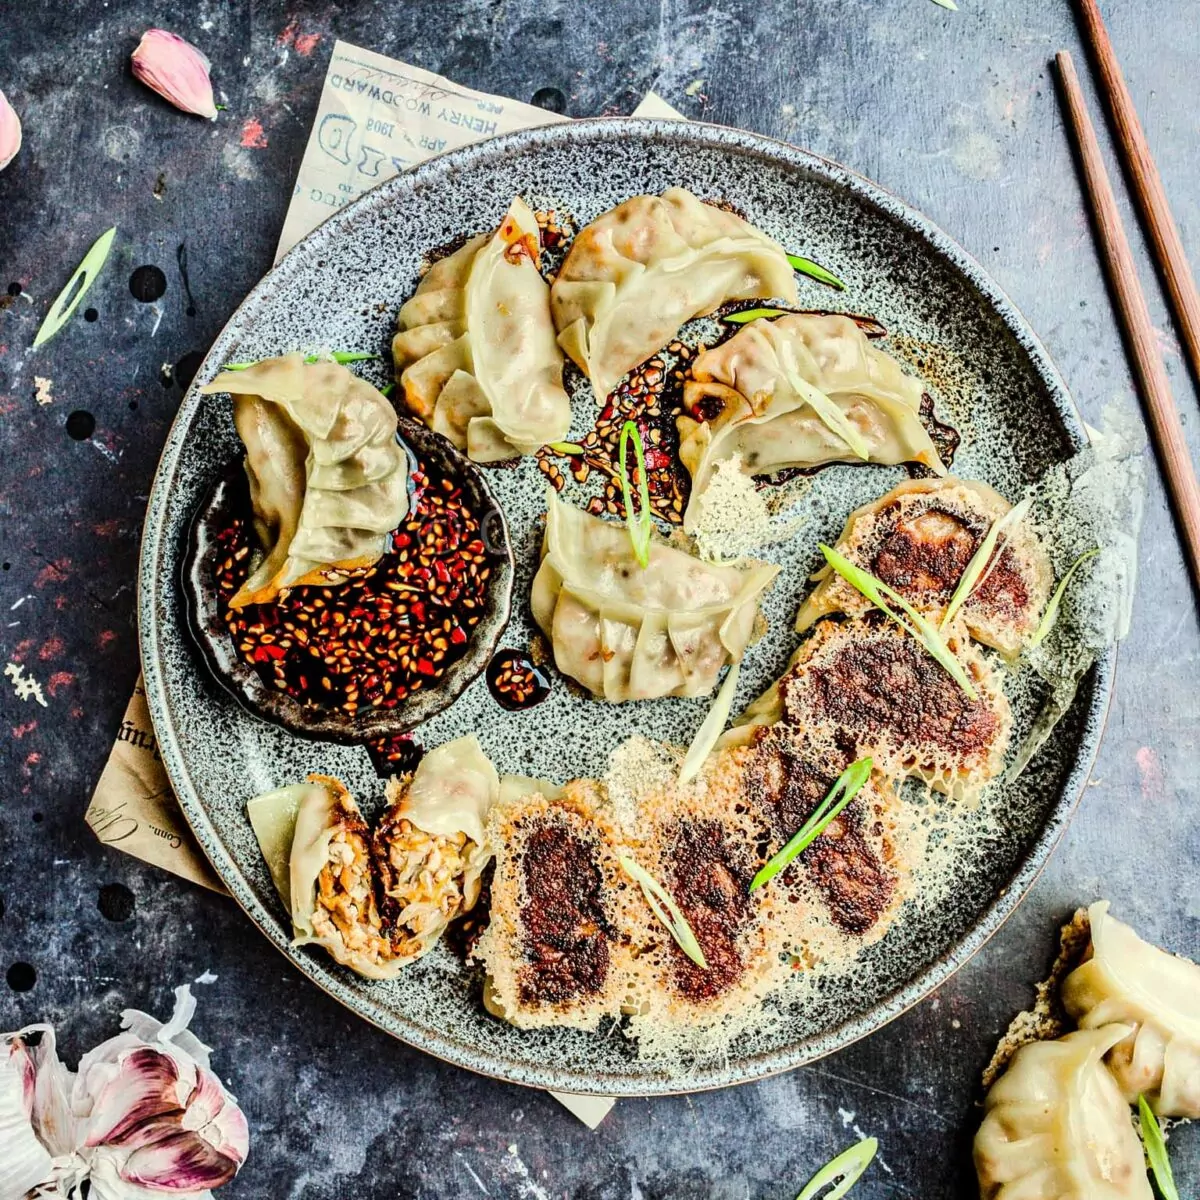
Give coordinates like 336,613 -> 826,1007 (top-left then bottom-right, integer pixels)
1056,0 -> 1200,591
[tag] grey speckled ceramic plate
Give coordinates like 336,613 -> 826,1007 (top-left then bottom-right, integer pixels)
139,118 -> 1113,1096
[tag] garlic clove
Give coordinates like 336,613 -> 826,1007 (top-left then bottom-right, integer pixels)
131,30 -> 219,121
121,1127 -> 242,1190
0,1037 -> 54,1200
0,88 -> 21,171
81,1046 -> 194,1149
181,1067 -> 249,1164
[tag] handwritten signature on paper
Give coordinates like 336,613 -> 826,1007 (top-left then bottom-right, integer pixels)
89,797 -> 183,850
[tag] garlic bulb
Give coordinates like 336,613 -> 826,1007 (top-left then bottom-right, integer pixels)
0,89 -> 21,171
131,30 -> 219,120
1,986 -> 247,1198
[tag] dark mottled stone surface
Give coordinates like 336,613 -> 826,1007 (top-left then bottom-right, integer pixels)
1,1 -> 1198,1196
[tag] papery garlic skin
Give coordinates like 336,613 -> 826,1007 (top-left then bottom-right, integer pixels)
0,89 -> 21,171
131,30 -> 219,120
0,986 -> 248,1199
0,1034 -> 53,1200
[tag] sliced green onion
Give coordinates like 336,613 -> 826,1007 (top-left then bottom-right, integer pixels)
930,0 -> 959,9
779,342 -> 870,460
795,1137 -> 878,1200
33,227 -> 118,349
751,757 -> 873,892
941,496 -> 1034,630
380,381 -> 396,399
618,420 -> 653,568
723,306 -> 792,325
1140,1096 -> 1180,1200
619,856 -> 707,969
222,351 -> 380,371
547,440 -> 585,455
678,663 -> 741,786
821,544 -> 979,699
1028,548 -> 1099,647
786,253 -> 847,291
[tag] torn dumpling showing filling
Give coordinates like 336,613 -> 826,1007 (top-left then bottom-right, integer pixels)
796,477 -> 1052,657
288,775 -> 400,979
374,736 -> 497,959
247,736 -> 500,978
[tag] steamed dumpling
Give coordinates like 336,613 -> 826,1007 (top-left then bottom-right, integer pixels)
796,477 -> 1052,657
550,188 -> 799,400
531,490 -> 778,702
201,354 -> 409,608
974,1025 -> 1152,1200
393,196 -> 571,462
678,315 -> 945,526
1062,901 -> 1200,1117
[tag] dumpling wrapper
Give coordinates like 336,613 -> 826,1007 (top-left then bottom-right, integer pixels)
550,188 -> 799,401
678,314 -> 945,529
201,354 -> 409,607
1062,900 -> 1200,1117
245,781 -> 326,912
390,734 -> 498,847
974,1024 -> 1152,1200
531,489 -> 778,702
393,196 -> 571,462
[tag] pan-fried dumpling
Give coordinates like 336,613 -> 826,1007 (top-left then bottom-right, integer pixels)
974,1025 -> 1152,1200
373,735 -> 498,958
531,490 -> 779,702
392,196 -> 571,462
200,354 -> 409,608
796,477 -> 1052,657
678,315 -> 945,526
1062,900 -> 1200,1117
475,786 -> 632,1031
550,188 -> 799,400
740,616 -> 1011,801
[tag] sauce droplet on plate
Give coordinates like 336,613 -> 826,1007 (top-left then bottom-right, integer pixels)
486,649 -> 552,711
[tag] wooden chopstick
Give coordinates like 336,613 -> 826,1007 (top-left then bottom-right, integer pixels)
1055,50 -> 1200,591
1075,0 -> 1200,388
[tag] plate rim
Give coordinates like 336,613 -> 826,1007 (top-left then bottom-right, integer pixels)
139,115 -> 1115,1096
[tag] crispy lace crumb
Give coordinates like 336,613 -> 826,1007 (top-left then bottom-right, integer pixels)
980,905 -> 1092,1090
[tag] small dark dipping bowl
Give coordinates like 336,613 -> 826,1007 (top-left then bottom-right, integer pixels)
183,415 -> 514,743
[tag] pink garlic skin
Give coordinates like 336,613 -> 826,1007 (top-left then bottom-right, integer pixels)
78,1040 -> 248,1190
131,30 -> 219,120
0,88 -> 21,171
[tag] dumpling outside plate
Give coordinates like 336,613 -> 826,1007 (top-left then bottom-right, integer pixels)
139,118 -> 1113,1096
